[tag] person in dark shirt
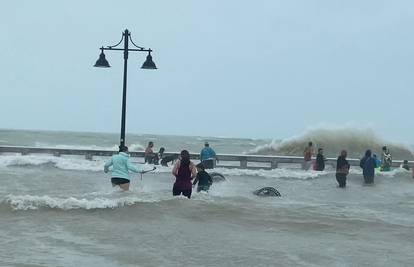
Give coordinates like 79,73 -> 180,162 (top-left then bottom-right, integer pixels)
360,149 -> 377,184
336,150 -> 350,188
402,160 -> 410,171
314,148 -> 327,171
193,163 -> 213,192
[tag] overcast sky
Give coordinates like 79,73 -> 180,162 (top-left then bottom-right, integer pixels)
1,1 -> 413,142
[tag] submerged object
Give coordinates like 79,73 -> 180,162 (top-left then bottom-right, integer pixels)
253,187 -> 281,197
209,172 -> 226,182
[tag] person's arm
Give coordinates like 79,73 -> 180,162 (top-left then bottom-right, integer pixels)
104,158 -> 113,173
193,175 -> 199,186
127,159 -> 145,173
207,173 -> 213,185
190,163 -> 197,179
172,160 -> 180,176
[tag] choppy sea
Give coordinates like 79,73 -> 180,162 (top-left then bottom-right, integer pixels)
1,129 -> 414,267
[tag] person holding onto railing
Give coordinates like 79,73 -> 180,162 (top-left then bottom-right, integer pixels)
200,142 -> 217,169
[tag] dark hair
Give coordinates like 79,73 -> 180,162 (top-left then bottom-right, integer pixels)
404,160 -> 408,164
158,147 -> 165,153
148,141 -> 154,147
365,149 -> 372,157
382,146 -> 387,151
204,142 -> 209,147
318,148 -> 323,153
119,145 -> 128,152
180,150 -> 190,166
308,142 -> 313,146
196,162 -> 205,170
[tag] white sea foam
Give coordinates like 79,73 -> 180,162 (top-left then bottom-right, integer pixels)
3,193 -> 168,210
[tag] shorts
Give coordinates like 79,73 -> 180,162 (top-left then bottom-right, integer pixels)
111,178 -> 130,185
172,186 -> 192,199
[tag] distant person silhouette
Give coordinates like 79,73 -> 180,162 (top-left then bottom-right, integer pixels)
303,142 -> 314,170
336,150 -> 350,188
360,149 -> 377,184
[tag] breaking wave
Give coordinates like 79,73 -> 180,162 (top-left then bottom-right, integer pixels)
250,127 -> 413,159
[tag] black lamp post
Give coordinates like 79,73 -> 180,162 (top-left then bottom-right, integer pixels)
94,29 -> 157,150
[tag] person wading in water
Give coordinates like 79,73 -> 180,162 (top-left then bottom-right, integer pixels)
172,150 -> 197,198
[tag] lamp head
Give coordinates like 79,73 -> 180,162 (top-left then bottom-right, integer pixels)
141,51 -> 157,69
94,48 -> 110,68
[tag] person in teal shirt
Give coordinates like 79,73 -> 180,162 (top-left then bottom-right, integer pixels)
104,146 -> 151,191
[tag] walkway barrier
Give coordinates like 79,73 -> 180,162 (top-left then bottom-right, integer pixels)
0,146 -> 410,170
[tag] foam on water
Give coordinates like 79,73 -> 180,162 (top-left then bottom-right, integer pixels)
3,191 -> 174,210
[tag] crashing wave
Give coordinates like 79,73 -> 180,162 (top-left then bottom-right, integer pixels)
249,128 -> 413,159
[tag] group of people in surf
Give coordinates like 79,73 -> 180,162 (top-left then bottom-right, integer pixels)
303,142 -> 412,188
104,142 -> 217,198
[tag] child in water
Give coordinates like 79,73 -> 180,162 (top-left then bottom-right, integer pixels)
193,163 -> 213,192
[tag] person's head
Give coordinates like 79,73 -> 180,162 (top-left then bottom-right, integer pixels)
365,149 -> 372,157
148,141 -> 154,148
119,145 -> 129,153
318,148 -> 323,154
204,142 -> 209,147
196,162 -> 205,171
340,150 -> 347,157
159,147 -> 165,153
308,142 -> 313,147
180,150 -> 190,164
373,154 -> 377,159
404,160 -> 408,164
382,146 -> 387,151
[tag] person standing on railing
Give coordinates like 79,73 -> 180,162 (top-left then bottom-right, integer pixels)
104,146 -> 152,191
200,142 -> 217,169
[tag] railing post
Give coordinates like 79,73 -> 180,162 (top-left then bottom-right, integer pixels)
271,159 -> 278,169
240,157 -> 247,169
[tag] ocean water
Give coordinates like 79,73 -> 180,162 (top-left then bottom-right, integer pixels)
1,129 -> 414,267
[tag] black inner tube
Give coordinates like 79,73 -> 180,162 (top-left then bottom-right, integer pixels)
253,187 -> 281,197
209,172 -> 226,182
